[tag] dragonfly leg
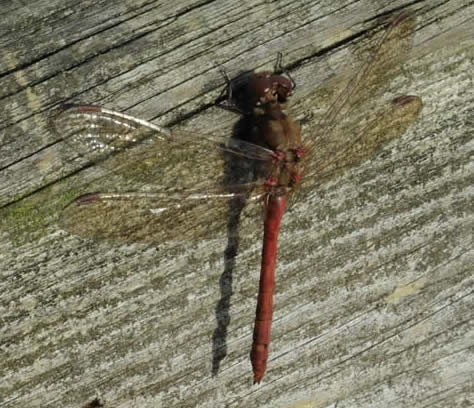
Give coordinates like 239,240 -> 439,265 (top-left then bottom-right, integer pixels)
215,67 -> 250,115
274,52 -> 296,92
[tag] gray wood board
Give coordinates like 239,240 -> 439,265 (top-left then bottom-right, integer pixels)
1,0 -> 473,407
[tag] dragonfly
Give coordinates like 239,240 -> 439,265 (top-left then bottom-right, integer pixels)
53,12 -> 422,384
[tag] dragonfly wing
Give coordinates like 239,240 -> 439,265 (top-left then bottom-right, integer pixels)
53,105 -> 170,161
318,13 -> 416,132
61,188 -> 266,244
53,105 -> 276,191
299,94 -> 422,194
300,13 -> 420,187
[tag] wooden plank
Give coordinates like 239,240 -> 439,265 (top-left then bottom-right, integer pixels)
1,0 -> 473,407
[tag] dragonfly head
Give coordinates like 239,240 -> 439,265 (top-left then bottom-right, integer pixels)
251,72 -> 294,108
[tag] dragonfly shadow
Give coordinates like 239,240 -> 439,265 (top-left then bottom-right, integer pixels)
211,113 -> 264,377
211,195 -> 246,376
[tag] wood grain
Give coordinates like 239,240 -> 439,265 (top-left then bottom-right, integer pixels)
1,1 -> 473,407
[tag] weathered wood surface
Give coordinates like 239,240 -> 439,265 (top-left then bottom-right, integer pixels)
1,0 -> 473,407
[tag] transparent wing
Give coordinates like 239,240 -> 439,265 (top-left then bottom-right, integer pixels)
299,95 -> 422,193
53,105 -> 277,243
61,188 -> 266,243
301,13 -> 420,185
319,13 -> 415,130
53,105 -> 276,191
53,104 -> 172,159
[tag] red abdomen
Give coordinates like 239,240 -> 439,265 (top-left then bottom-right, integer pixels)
251,194 -> 287,383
